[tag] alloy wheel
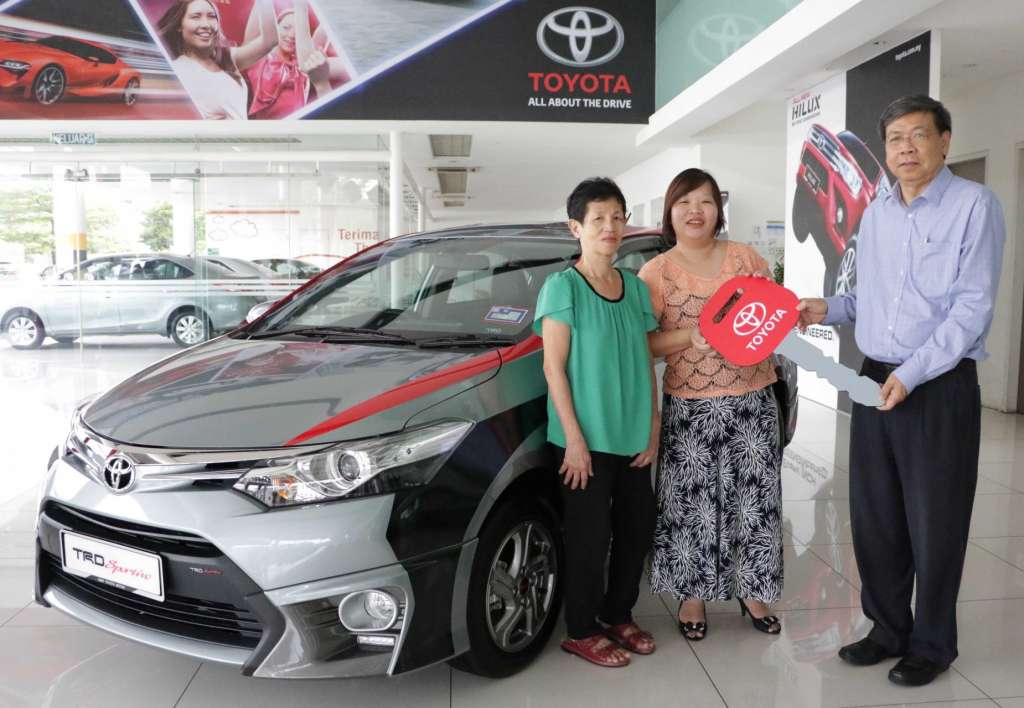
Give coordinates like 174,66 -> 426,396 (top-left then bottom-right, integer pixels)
7,316 -> 38,347
835,243 -> 856,295
175,315 -> 205,345
485,520 -> 557,653
124,78 -> 140,106
35,67 -> 65,105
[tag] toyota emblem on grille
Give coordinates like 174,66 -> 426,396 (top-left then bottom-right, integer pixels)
733,302 -> 767,337
103,454 -> 136,493
537,7 -> 625,68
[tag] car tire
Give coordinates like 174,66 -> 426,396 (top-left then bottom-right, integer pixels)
5,311 -> 45,349
123,78 -> 140,106
32,65 -> 66,105
791,188 -> 815,244
824,234 -> 857,298
170,310 -> 211,348
450,497 -> 563,678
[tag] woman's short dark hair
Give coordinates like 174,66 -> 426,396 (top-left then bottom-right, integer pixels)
661,168 -> 725,246
878,94 -> 952,141
566,177 -> 627,223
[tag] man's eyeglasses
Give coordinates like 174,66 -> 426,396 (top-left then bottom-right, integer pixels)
885,129 -> 934,148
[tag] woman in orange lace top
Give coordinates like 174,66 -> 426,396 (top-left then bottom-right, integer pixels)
639,168 -> 783,642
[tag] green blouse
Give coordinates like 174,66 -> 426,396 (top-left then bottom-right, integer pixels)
532,267 -> 657,456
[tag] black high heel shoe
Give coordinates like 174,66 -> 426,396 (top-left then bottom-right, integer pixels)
677,600 -> 707,641
737,599 -> 781,634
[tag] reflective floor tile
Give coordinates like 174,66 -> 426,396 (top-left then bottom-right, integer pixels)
782,448 -> 849,501
6,605 -> 84,627
806,544 -> 861,590
0,532 -> 35,559
952,599 -> 1024,698
980,463 -> 1024,494
973,537 -> 1024,572
970,495 -> 1024,538
0,559 -> 35,611
0,626 -> 199,708
849,701 -> 998,708
996,699 -> 1024,708
977,476 -> 1016,495
176,660 -> 451,708
688,607 -> 984,708
783,499 -> 852,546
452,615 -> 724,708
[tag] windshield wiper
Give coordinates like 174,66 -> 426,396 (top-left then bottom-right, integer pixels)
414,334 -> 518,349
247,326 -> 415,344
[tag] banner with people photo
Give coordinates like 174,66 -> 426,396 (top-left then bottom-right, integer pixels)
0,0 -> 653,122
784,32 -> 932,410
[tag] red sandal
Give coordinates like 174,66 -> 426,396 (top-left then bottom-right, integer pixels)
560,634 -> 631,667
603,622 -> 656,655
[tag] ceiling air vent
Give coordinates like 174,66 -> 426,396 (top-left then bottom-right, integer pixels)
429,135 -> 472,158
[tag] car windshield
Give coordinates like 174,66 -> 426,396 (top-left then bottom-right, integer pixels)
242,230 -> 577,341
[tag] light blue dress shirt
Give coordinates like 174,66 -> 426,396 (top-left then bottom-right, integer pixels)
823,166 -> 1005,393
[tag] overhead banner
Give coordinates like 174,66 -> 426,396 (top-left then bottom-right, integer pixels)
784,32 -> 932,410
0,0 -> 653,122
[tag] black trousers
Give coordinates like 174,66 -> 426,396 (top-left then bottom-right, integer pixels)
850,358 -> 980,667
556,446 -> 656,639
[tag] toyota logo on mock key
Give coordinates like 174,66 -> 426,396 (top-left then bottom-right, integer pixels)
537,7 -> 625,68
103,454 -> 136,493
732,302 -> 767,337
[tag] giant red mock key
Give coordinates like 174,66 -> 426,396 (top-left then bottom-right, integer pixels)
699,276 -> 883,407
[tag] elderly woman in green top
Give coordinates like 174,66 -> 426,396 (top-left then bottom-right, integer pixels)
533,177 -> 660,668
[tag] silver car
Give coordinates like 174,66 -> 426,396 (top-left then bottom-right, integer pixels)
1,253 -> 273,349
32,224 -> 800,679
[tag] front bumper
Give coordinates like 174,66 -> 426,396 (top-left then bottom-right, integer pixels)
34,456 -> 461,678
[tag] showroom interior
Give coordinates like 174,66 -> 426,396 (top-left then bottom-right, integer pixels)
1,0 -> 1024,706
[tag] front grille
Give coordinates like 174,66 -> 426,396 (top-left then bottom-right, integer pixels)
802,152 -> 828,193
39,501 -> 270,650
43,501 -> 218,557
45,553 -> 263,648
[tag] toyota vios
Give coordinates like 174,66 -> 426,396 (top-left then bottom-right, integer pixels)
34,224 -> 798,678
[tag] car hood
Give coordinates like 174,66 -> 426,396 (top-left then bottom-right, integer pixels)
82,336 -> 501,449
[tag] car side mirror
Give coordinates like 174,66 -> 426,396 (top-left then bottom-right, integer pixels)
245,301 -> 274,323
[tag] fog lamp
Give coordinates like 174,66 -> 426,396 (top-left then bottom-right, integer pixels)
338,589 -> 399,632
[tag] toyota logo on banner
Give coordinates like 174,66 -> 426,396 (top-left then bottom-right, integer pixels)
537,7 -> 625,68
103,454 -> 136,494
732,302 -> 767,337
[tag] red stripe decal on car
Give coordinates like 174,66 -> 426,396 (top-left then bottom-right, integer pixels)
285,335 -> 543,445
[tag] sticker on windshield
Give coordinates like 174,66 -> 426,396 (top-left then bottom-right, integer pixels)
484,306 -> 529,324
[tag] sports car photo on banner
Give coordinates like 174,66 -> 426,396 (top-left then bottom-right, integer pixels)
0,35 -> 141,106
0,0 -> 199,118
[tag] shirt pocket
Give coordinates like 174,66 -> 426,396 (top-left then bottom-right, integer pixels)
908,237 -> 954,299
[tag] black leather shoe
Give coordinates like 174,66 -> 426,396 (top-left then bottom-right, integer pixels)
888,655 -> 948,686
838,637 -> 902,666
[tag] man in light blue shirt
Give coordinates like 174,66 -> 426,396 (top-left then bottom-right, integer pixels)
798,95 -> 1005,686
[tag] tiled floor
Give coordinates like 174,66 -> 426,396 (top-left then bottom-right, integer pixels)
2,338 -> 1023,707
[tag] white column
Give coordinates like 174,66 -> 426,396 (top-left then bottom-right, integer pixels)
51,166 -> 86,269
417,186 -> 427,232
389,131 -> 403,238
171,178 -> 196,255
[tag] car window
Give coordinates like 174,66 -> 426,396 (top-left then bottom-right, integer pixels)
251,234 -> 576,338
615,247 -> 660,274
123,258 -> 190,280
79,258 -> 122,281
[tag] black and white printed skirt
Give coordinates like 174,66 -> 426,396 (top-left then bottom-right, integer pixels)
649,387 -> 783,603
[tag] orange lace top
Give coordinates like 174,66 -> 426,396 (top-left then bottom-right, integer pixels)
639,241 -> 777,399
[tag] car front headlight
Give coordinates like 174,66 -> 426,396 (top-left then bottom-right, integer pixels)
836,157 -> 863,196
0,60 -> 30,74
233,420 -> 473,508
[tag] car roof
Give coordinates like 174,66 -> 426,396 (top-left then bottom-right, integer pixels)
393,222 -> 663,242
